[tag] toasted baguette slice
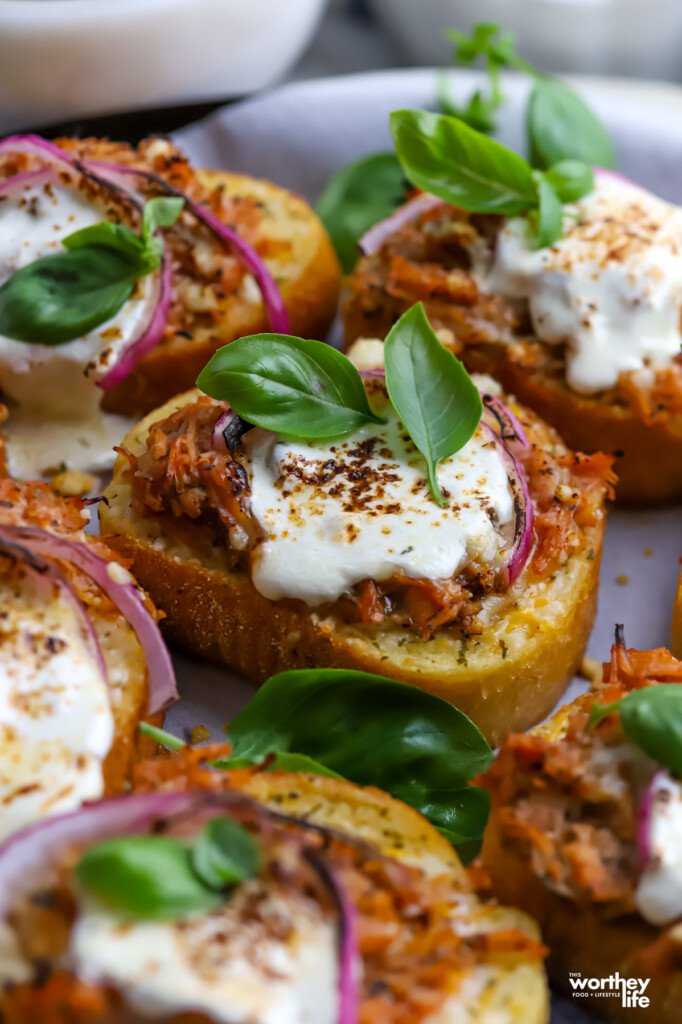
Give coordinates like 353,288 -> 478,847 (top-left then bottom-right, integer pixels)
101,388 -> 608,746
479,644 -> 682,1023
0,480 -> 159,823
102,169 -> 340,416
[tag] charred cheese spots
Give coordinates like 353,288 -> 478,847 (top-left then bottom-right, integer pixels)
72,881 -> 337,1024
244,383 -> 514,605
0,173 -> 152,478
479,175 -> 682,394
0,553 -> 113,841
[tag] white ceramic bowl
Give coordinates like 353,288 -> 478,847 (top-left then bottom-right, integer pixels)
370,0 -> 682,80
0,0 -> 328,132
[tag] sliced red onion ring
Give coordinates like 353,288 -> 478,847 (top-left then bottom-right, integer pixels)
0,525 -> 177,715
0,134 -> 79,176
83,159 -> 290,335
637,769 -> 666,868
595,167 -> 634,188
481,393 -> 530,451
359,192 -> 444,256
0,167 -> 58,200
96,247 -> 172,391
0,532 -> 107,683
304,849 -> 359,1024
480,421 -> 534,586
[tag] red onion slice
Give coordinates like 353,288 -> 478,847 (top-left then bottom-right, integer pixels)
83,160 -> 291,335
0,167 -> 59,200
0,134 -> 79,175
305,849 -> 359,1024
359,192 -> 444,256
481,393 -> 531,451
0,531 -> 107,684
0,526 -> 177,715
480,422 -> 534,586
96,247 -> 172,391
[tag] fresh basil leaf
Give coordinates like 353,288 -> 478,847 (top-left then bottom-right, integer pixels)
437,75 -> 499,134
316,152 -> 406,273
76,837 -> 220,919
543,160 -> 594,203
197,333 -> 383,439
63,220 -> 150,264
0,248 -> 137,345
191,817 -> 261,890
143,196 -> 185,241
533,175 -> 564,249
527,77 -> 615,171
219,667 -> 494,847
383,303 -> 482,507
588,685 -> 682,777
391,108 -> 538,215
268,751 -> 346,778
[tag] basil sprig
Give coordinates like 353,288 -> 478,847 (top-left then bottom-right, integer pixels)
391,108 -> 593,248
316,151 -> 407,273
588,684 -> 682,778
443,22 -> 615,170
384,303 -> 482,507
213,667 -> 494,853
0,196 -> 183,346
76,814 -> 260,920
197,303 -> 482,505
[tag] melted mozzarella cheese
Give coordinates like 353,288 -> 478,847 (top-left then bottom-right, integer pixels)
479,176 -> 682,394
0,174 -> 151,477
0,554 -> 113,841
635,772 -> 682,926
71,882 -> 338,1024
244,385 -> 513,606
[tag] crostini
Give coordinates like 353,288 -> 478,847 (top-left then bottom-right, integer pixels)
478,633 -> 682,1023
0,478 -> 176,841
0,747 -> 549,1024
100,322 -> 613,744
0,134 -> 340,479
343,173 -> 682,504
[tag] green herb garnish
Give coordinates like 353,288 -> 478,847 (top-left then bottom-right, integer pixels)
443,22 -> 615,169
76,815 -> 260,920
213,667 -> 494,854
390,108 -> 593,248
588,684 -> 682,778
316,151 -> 407,273
0,196 -> 184,346
197,303 -> 482,505
384,303 -> 482,507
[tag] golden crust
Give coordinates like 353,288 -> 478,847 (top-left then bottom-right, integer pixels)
100,391 -> 606,746
102,170 -> 341,416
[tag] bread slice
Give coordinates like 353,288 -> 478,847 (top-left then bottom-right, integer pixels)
101,390 -> 607,746
672,569 -> 682,659
102,170 -> 341,416
479,652 -> 682,1023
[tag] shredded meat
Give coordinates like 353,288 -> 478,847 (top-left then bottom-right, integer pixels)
478,639 -> 682,913
344,199 -> 682,423
2,751 -> 546,1024
121,389 -> 613,638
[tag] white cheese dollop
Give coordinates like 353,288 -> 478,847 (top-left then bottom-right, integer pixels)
0,552 -> 113,841
243,385 -> 514,606
479,176 -> 682,394
71,882 -> 338,1024
635,771 -> 682,926
0,174 -> 153,477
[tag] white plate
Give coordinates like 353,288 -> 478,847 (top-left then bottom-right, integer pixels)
170,69 -> 682,1024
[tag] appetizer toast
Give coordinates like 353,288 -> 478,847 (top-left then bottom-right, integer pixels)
0,479 -> 174,840
101,369 -> 612,745
0,750 -> 549,1024
478,639 -> 682,1023
343,178 -> 682,504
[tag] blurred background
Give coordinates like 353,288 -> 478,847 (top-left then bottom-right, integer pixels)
3,0 -> 682,137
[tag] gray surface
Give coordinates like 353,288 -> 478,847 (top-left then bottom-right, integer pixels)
169,69 -> 682,1023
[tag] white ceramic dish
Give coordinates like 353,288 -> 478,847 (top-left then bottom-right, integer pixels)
370,0 -> 682,80
0,0 -> 328,133
172,68 -> 682,1022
